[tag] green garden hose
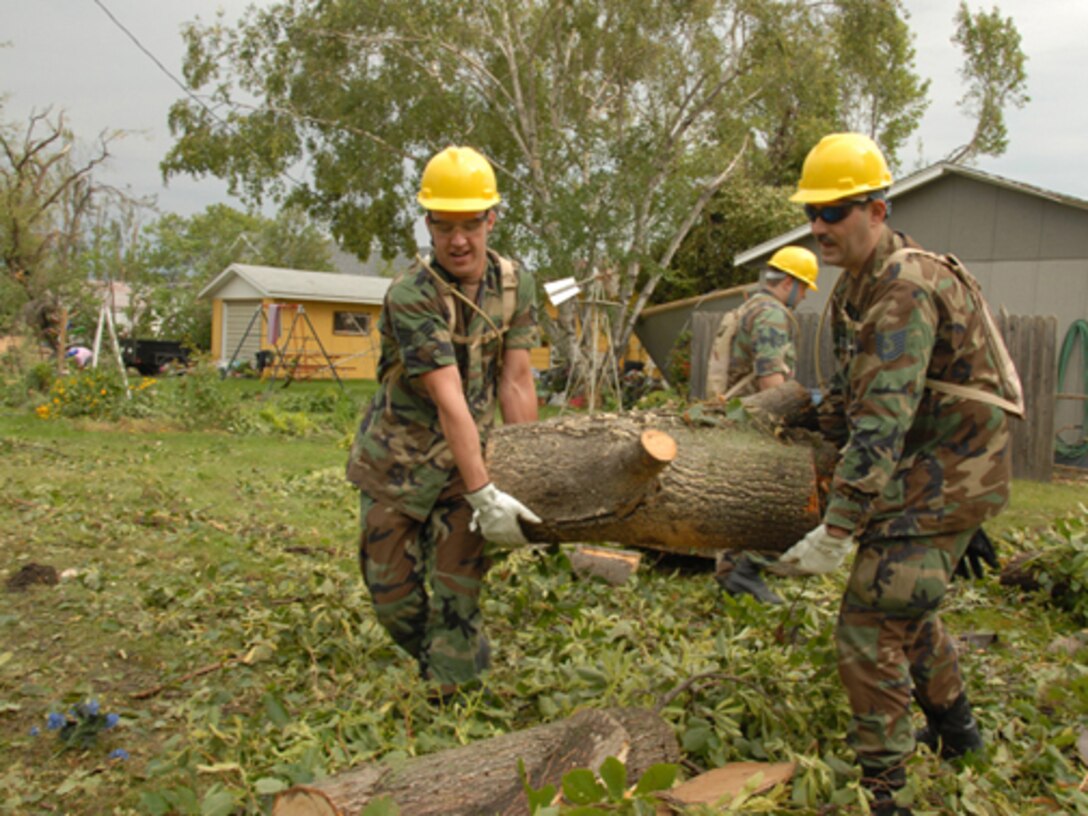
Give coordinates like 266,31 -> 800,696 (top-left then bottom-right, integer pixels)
1055,319 -> 1088,461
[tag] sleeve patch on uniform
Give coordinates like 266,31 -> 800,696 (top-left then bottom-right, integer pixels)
876,329 -> 908,362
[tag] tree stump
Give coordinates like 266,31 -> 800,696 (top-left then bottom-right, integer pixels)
273,707 -> 679,816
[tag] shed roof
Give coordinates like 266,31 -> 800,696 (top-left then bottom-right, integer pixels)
199,263 -> 391,304
638,282 -> 754,319
734,161 -> 1088,267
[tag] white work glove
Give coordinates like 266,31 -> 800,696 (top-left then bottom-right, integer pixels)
464,483 -> 542,546
780,524 -> 855,575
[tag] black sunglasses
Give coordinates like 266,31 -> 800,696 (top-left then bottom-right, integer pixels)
803,199 -> 870,224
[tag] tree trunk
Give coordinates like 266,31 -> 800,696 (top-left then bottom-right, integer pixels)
488,383 -> 830,557
272,707 -> 679,816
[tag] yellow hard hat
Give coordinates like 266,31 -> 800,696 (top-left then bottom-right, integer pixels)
768,246 -> 819,292
417,146 -> 501,212
790,133 -> 892,204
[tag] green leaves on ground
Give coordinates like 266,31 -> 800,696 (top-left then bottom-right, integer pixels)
1,404 -> 1087,814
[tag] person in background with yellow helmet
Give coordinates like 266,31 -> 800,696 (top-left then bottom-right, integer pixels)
705,245 -> 820,604
346,146 -> 541,699
780,133 -> 1017,815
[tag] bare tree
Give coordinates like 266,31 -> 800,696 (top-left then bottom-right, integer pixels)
0,108 -> 117,356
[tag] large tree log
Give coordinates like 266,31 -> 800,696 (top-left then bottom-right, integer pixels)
488,383 -> 830,557
273,707 -> 679,816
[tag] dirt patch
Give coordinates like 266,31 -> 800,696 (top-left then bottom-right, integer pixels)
5,561 -> 59,591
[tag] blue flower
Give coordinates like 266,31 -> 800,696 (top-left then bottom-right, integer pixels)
104,713 -> 120,729
109,748 -> 129,761
29,726 -> 41,737
46,712 -> 66,731
84,700 -> 100,716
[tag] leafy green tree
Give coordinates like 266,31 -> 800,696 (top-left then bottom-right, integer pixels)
740,0 -> 928,188
833,0 -> 930,161
130,203 -> 333,349
948,1 -> 1029,163
162,0 -> 929,390
652,180 -> 805,304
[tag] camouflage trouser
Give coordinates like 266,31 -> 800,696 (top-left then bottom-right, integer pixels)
836,528 -> 973,773
358,478 -> 490,687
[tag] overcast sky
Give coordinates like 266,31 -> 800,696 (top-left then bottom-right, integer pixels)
2,0 -> 1086,220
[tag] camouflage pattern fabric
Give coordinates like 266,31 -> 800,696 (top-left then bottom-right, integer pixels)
346,249 -> 537,686
817,225 -> 1012,773
346,250 -> 538,521
358,477 -> 490,686
817,226 -> 1011,539
836,528 -> 972,772
709,290 -> 797,398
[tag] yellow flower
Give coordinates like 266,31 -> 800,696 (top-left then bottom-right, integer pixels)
100,388 -> 107,396
35,405 -> 50,419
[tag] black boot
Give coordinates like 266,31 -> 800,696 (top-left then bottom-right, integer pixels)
915,692 -> 984,759
861,765 -> 912,816
717,553 -> 783,605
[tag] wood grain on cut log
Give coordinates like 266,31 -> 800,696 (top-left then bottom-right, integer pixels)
272,707 -> 679,816
487,400 -> 824,557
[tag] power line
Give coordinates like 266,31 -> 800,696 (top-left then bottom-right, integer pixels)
90,0 -> 303,191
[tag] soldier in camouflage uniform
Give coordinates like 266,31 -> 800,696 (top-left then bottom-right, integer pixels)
781,133 -> 1020,815
346,146 -> 540,698
706,246 -> 820,605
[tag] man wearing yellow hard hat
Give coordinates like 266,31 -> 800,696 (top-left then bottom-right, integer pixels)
779,133 -> 1020,815
705,244 -> 820,604
346,146 -> 541,699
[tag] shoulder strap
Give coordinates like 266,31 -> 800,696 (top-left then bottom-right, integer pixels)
705,306 -> 743,398
417,253 -> 506,346
886,248 -> 1025,418
494,252 -> 519,328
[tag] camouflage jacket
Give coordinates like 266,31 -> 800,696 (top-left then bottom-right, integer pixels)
817,226 -> 1011,539
346,250 -> 538,520
729,290 -> 797,393
705,290 -> 796,399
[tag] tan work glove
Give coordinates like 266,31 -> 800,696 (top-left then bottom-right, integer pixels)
464,483 -> 542,546
780,524 -> 855,575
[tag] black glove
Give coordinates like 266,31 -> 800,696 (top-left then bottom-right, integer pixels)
954,529 -> 999,580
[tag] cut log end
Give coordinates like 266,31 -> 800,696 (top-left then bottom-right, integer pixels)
640,429 -> 678,464
273,787 -> 340,816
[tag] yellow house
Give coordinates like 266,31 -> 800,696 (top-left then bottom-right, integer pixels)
200,264 -> 390,380
199,263 -> 563,379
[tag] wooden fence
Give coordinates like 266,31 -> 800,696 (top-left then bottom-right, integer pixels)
694,311 -> 1058,481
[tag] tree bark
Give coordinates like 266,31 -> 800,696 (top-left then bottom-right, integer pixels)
487,383 -> 830,557
272,707 -> 679,816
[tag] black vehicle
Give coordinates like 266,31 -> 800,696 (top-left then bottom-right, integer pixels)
120,339 -> 190,376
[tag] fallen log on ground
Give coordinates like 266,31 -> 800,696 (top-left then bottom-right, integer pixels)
487,382 -> 833,557
272,707 -> 679,816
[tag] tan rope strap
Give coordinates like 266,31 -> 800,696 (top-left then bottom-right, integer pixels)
923,379 -> 1025,415
416,253 -> 504,342
887,247 -> 1025,418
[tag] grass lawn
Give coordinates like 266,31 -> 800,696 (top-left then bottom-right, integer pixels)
1,406 -> 1087,815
